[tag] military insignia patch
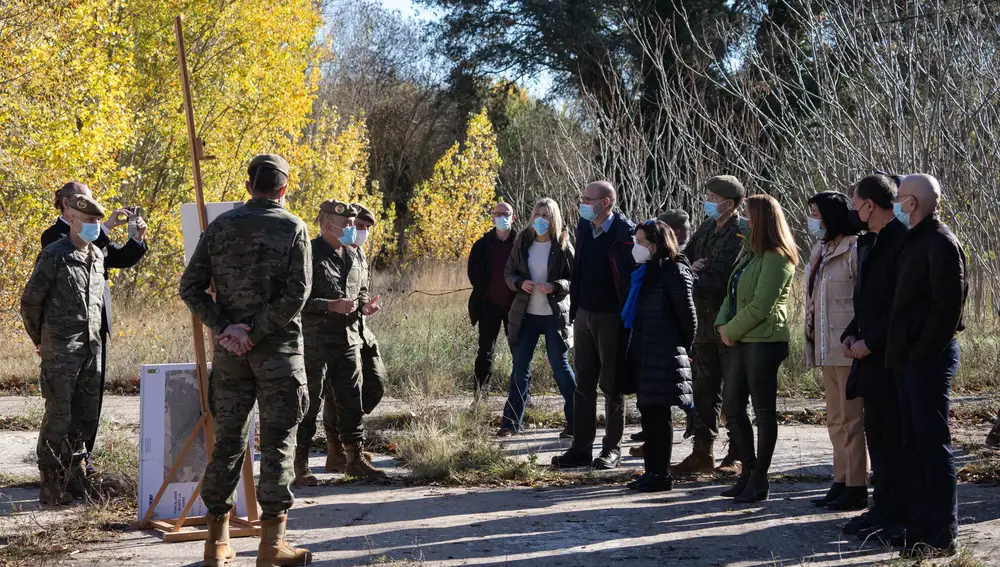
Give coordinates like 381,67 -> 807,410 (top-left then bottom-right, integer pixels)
335,204 -> 345,214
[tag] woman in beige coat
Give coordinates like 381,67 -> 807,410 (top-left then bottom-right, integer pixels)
805,191 -> 867,511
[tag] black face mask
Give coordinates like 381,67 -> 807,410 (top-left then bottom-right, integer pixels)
848,201 -> 870,231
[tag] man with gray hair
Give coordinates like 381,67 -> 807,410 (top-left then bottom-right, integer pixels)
552,180 -> 636,470
885,173 -> 967,558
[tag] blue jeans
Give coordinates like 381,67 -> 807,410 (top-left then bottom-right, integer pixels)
501,314 -> 577,432
898,339 -> 960,546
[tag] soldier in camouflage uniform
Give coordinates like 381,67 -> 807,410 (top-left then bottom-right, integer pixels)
673,175 -> 748,475
299,199 -> 385,482
179,154 -> 312,567
20,194 -> 107,506
351,203 -> 386,416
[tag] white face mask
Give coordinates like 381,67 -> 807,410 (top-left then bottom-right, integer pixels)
355,229 -> 369,247
631,241 -> 652,264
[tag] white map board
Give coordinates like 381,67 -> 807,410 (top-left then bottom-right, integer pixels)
180,202 -> 243,265
138,363 -> 256,521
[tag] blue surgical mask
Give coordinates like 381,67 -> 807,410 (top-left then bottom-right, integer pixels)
893,202 -> 911,228
78,222 -> 101,243
339,225 -> 357,246
703,201 -> 721,220
807,217 -> 825,239
532,217 -> 549,236
579,203 -> 597,221
494,215 -> 512,232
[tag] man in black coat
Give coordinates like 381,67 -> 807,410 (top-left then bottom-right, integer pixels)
41,182 -> 148,471
466,202 -> 517,400
552,180 -> 636,470
885,174 -> 967,558
840,174 -> 909,539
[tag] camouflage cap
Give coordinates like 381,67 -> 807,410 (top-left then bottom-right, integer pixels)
247,153 -> 290,177
67,193 -> 106,218
705,175 -> 746,201
657,208 -> 690,230
352,203 -> 376,225
319,199 -> 357,218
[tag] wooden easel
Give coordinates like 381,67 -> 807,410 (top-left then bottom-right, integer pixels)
135,15 -> 260,543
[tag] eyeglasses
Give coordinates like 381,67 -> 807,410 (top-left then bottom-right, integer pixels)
493,212 -> 512,218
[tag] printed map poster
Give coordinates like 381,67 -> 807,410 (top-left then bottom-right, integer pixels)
139,363 -> 256,521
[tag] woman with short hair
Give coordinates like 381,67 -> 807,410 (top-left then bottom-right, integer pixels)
804,191 -> 867,510
622,220 -> 697,492
716,194 -> 798,503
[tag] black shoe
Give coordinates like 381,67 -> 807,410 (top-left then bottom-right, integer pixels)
633,472 -> 673,493
630,430 -> 647,442
593,449 -> 621,470
683,413 -> 695,439
551,449 -> 593,469
734,471 -> 769,503
720,473 -> 751,498
559,426 -> 573,439
825,486 -> 867,511
842,509 -> 884,535
810,482 -> 845,507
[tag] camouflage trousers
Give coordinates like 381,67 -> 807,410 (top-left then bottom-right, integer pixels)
300,339 -> 364,446
36,347 -> 102,468
691,336 -> 736,448
203,347 -> 307,519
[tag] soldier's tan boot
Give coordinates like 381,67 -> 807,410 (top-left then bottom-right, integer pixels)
344,442 -> 386,480
38,466 -> 73,506
204,512 -> 237,567
256,514 -> 312,566
671,438 -> 716,475
292,447 -> 318,487
324,438 -> 346,473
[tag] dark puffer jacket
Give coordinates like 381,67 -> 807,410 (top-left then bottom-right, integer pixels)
628,255 -> 697,409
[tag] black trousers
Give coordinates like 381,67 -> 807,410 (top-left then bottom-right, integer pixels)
474,302 -> 509,391
641,407 -> 673,475
864,368 -> 911,525
723,342 -> 788,475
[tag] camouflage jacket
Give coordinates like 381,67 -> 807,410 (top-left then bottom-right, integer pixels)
685,216 -> 746,317
301,237 -> 369,347
355,246 -> 378,348
20,238 -> 105,355
179,198 -> 312,354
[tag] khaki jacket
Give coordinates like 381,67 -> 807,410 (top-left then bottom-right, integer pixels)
805,236 -> 857,368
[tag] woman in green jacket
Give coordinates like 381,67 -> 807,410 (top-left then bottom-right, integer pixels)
716,194 -> 798,503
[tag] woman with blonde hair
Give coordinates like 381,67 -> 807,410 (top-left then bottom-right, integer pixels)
498,198 -> 577,436
716,194 -> 798,503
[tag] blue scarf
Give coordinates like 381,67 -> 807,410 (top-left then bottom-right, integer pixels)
621,263 -> 647,329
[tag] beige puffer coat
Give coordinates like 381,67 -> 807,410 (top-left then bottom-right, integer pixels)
805,236 -> 858,368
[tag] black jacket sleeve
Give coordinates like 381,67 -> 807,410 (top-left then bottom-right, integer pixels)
103,238 -> 148,269
911,234 -> 966,364
667,264 -> 698,351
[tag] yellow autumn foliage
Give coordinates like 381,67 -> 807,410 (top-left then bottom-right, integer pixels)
0,0 -> 328,312
408,109 -> 503,260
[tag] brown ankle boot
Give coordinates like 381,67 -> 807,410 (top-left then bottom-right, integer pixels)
344,442 -> 386,480
38,466 -> 73,506
204,512 -> 237,566
671,439 -> 716,474
716,444 -> 742,476
292,447 -> 318,487
256,514 -> 312,566
324,437 -> 346,473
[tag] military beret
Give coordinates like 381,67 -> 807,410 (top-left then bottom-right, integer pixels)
705,175 -> 746,201
67,193 -> 105,218
319,199 -> 357,218
247,153 -> 290,177
657,209 -> 690,230
352,203 -> 375,225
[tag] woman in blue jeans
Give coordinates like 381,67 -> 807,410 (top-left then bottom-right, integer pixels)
498,198 -> 577,437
